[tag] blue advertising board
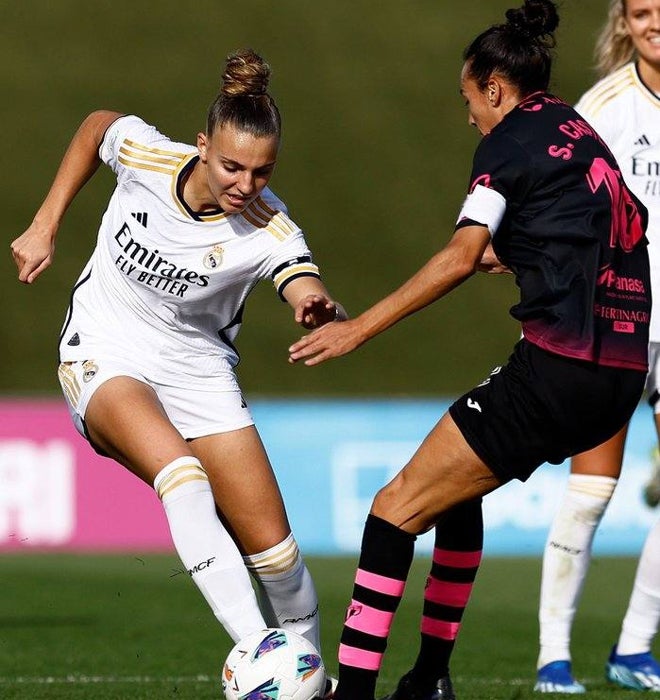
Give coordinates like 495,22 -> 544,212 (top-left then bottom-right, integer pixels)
251,399 -> 659,557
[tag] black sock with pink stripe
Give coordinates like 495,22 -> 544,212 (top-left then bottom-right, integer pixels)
410,498 -> 483,688
335,514 -> 416,700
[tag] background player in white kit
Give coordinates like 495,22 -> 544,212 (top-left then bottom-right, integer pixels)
534,0 -> 660,692
10,48 -> 345,691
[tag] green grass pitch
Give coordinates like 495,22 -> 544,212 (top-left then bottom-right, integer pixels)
0,553 -> 652,699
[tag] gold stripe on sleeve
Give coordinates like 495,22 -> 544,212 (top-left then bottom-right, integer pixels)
119,146 -> 181,168
123,139 -> 187,160
253,200 -> 296,234
118,155 -> 176,175
579,66 -> 635,117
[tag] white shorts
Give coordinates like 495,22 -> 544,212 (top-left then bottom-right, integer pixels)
57,358 -> 255,441
646,342 -> 660,413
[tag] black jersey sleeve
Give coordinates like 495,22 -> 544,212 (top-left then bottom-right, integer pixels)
468,133 -> 533,213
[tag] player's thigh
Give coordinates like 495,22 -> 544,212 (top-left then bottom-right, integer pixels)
84,376 -> 192,484
190,426 -> 290,554
570,423 -> 628,477
372,412 -> 501,535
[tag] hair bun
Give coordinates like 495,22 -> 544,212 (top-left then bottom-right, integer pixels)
505,0 -> 559,40
221,49 -> 271,98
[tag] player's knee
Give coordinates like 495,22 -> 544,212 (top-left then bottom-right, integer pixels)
371,480 -> 434,533
371,479 -> 402,519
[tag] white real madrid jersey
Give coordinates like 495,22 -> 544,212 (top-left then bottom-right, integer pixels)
576,63 -> 660,339
58,115 -> 320,389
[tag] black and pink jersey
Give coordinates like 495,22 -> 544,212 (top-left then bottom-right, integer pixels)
457,92 -> 651,371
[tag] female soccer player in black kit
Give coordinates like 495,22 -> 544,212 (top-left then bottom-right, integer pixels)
289,1 -> 652,699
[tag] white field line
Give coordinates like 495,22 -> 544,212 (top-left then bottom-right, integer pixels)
0,674 -> 607,687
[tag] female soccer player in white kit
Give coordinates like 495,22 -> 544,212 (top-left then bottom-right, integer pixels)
10,49 -> 345,689
535,0 -> 660,692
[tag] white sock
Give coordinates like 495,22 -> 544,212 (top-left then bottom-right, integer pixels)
154,456 -> 266,642
617,517 -> 660,655
537,473 -> 617,668
244,533 -> 320,650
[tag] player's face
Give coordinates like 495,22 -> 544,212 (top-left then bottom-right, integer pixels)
197,124 -> 279,214
460,65 -> 500,136
624,0 -> 660,70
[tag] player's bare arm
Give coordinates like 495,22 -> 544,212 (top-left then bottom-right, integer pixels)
288,225 -> 490,365
478,241 -> 510,274
11,110 -> 124,284
283,276 -> 348,330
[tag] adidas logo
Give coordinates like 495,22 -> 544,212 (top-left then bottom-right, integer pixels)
67,333 -> 80,346
635,134 -> 651,146
131,211 -> 149,227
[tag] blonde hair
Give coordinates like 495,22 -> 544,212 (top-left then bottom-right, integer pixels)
594,0 -> 635,77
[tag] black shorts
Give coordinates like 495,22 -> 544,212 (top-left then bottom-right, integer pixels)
449,339 -> 646,483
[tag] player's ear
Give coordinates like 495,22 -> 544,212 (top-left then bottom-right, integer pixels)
486,79 -> 501,107
197,132 -> 208,162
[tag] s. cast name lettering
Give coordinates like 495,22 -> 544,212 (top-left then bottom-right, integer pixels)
548,119 -> 608,161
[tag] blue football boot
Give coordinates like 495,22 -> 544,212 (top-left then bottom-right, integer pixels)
606,645 -> 660,691
534,660 -> 586,693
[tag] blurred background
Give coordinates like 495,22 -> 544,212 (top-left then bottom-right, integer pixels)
4,0 -> 656,558
2,0 -> 607,398
3,0 -> 656,563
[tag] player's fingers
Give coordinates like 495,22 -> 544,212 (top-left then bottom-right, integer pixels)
16,258 -> 37,283
289,334 -> 314,355
288,338 -> 322,362
288,345 -> 312,362
289,345 -> 326,365
310,342 -> 336,363
296,296 -> 322,322
23,257 -> 51,284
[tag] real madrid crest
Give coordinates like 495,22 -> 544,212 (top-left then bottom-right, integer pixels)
203,244 -> 224,270
82,360 -> 98,383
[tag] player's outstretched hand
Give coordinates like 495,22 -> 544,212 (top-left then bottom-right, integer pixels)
294,294 -> 343,330
289,318 -> 365,366
11,221 -> 57,284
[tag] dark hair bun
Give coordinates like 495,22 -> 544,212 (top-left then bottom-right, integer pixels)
221,49 -> 271,98
505,0 -> 559,40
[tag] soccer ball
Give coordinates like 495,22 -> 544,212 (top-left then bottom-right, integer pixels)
222,628 -> 326,700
